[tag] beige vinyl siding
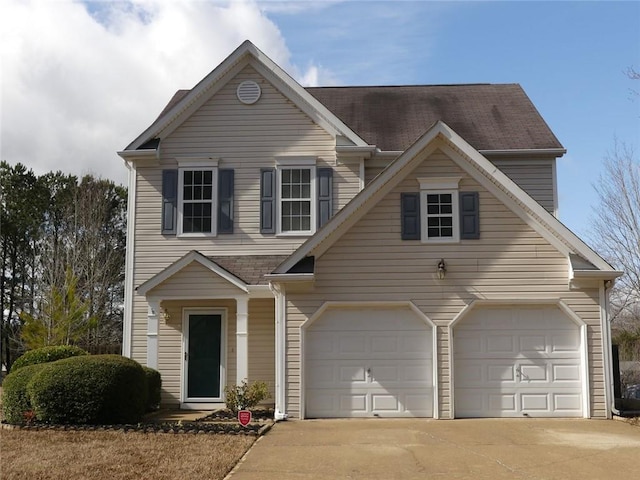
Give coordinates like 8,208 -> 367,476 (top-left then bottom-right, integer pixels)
130,64 -> 360,365
489,158 -> 556,213
284,149 -> 605,419
143,261 -> 246,298
248,298 -> 276,403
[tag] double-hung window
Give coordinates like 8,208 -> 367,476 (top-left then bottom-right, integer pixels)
177,159 -> 218,236
419,177 -> 461,243
276,157 -> 316,235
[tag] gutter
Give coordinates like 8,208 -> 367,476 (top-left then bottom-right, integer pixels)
479,148 -> 567,157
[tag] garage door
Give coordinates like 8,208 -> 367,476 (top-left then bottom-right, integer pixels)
305,307 -> 433,418
454,306 -> 583,418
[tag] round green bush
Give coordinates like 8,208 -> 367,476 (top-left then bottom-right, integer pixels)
11,345 -> 88,373
2,364 -> 46,424
143,366 -> 162,411
28,355 -> 148,424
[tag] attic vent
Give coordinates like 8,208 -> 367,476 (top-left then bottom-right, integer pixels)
237,81 -> 261,104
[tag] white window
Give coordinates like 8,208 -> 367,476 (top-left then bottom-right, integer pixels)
176,160 -> 218,236
418,177 -> 461,243
276,157 -> 317,235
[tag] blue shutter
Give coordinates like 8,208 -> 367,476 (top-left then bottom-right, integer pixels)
162,169 -> 178,234
317,168 -> 333,228
218,169 -> 234,234
459,191 -> 480,239
260,168 -> 276,234
401,193 -> 420,240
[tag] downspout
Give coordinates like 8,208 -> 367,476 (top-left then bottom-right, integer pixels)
270,282 -> 288,421
122,160 -> 137,358
601,280 -> 614,418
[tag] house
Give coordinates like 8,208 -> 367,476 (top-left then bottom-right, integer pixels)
118,40 -> 622,420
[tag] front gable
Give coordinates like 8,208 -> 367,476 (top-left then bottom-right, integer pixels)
137,251 -> 248,298
125,41 -> 367,152
160,64 -> 335,161
275,121 -> 620,282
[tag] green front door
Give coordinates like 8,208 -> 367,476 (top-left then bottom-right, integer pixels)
186,314 -> 222,400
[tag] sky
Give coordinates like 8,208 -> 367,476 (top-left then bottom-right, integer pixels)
1,0 -> 639,240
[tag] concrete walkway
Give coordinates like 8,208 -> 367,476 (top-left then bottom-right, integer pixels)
228,418 -> 640,479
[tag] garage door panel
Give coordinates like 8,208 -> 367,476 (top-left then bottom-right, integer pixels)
305,308 -> 433,418
454,306 -> 583,418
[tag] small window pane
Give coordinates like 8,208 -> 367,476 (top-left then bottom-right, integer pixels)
292,169 -> 301,183
302,169 -> 310,183
441,194 -> 452,203
204,170 -> 212,184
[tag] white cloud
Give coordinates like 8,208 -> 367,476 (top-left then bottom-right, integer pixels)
0,0 -> 323,185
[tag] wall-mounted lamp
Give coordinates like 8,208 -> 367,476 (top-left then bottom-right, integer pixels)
437,259 -> 447,280
161,306 -> 171,322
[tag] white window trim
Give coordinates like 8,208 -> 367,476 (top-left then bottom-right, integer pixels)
177,166 -> 218,237
276,164 -> 317,236
418,176 -> 461,244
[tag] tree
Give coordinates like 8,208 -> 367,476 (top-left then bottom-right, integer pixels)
21,268 -> 96,349
0,162 -> 49,370
591,142 -> 640,360
1,165 -> 127,366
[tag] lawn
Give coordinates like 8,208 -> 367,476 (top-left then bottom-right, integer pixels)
0,428 -> 255,480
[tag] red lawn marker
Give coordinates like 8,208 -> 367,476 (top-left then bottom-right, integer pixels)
238,410 -> 252,426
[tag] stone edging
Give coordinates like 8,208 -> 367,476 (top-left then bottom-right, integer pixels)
0,420 -> 275,436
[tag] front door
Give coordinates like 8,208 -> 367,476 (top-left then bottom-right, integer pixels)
184,311 -> 224,402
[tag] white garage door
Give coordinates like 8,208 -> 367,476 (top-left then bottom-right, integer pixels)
305,308 -> 433,418
454,306 -> 583,418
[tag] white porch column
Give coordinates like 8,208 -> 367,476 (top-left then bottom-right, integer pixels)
270,282 -> 288,420
236,296 -> 249,384
146,298 -> 160,369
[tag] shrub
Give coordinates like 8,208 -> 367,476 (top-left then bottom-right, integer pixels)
28,354 -> 147,424
143,366 -> 162,411
2,364 -> 46,424
10,345 -> 88,373
224,380 -> 270,413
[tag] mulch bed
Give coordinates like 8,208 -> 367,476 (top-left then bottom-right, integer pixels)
1,408 -> 275,436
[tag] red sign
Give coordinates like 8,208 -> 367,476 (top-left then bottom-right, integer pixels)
238,410 -> 252,426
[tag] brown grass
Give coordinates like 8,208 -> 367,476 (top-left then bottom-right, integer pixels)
0,429 -> 255,480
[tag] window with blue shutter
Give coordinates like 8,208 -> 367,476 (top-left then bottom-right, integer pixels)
401,189 -> 479,241
260,168 -> 276,234
162,169 -> 178,234
401,193 -> 420,240
218,169 -> 234,234
317,168 -> 333,228
459,191 -> 480,239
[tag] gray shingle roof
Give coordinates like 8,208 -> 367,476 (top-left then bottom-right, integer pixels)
306,84 -> 563,152
208,255 -> 288,285
146,84 -> 563,153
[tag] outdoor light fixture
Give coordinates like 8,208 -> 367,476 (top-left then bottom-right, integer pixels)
437,259 -> 447,279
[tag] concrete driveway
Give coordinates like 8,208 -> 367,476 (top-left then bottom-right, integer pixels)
228,418 -> 640,479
